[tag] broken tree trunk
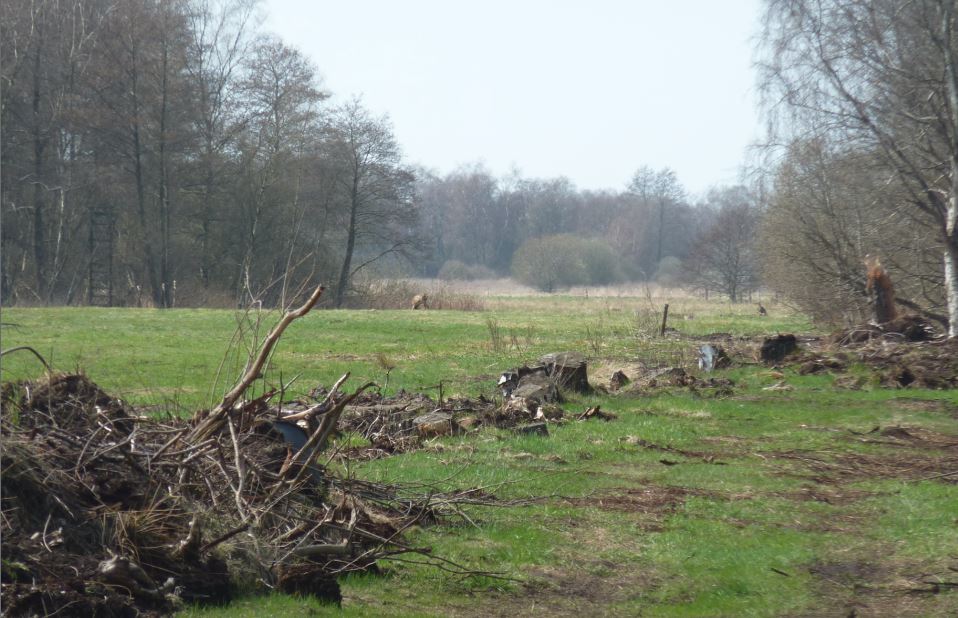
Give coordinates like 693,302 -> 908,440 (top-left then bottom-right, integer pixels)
865,256 -> 898,324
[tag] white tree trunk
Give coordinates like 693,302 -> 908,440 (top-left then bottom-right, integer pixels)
947,196 -> 958,338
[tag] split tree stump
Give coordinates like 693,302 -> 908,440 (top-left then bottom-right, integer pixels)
539,352 -> 592,394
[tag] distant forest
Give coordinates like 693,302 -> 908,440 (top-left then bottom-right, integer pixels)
2,0 -> 956,334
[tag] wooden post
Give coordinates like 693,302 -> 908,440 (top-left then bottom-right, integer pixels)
660,303 -> 670,337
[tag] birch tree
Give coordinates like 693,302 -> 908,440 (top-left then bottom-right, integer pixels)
759,0 -> 958,336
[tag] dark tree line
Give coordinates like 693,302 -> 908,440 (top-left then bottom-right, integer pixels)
1,0 -> 415,308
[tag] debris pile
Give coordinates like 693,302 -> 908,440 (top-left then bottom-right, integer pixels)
833,315 -> 939,344
620,367 -> 735,398
0,373 -> 491,615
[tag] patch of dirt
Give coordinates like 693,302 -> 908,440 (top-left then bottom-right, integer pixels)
807,558 -> 958,617
562,485 -> 708,515
777,485 -> 877,506
844,425 -> 958,451
621,435 -> 734,464
888,398 -> 958,417
452,561 -> 658,618
772,448 -> 958,484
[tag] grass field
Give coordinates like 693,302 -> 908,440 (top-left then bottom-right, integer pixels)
2,288 -> 956,616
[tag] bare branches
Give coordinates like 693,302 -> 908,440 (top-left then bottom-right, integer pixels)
190,284 -> 324,441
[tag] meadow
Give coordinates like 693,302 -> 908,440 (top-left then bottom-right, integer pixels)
2,284 -> 956,616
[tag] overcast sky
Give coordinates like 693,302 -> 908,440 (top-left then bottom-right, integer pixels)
262,0 -> 763,196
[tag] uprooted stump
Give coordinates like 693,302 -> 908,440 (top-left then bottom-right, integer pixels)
697,345 -> 731,372
275,564 -> 343,604
609,370 -> 630,391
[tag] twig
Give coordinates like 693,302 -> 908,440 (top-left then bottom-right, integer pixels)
280,373 -> 351,423
226,414 -> 249,521
200,523 -> 250,553
149,428 -> 189,462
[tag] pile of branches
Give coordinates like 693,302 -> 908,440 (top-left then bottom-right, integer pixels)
0,287 -> 500,615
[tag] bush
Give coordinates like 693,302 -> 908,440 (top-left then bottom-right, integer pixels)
437,260 -> 497,281
511,235 -> 620,292
580,239 -> 622,285
653,256 -> 683,285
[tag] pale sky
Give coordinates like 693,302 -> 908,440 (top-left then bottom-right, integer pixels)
262,0 -> 763,196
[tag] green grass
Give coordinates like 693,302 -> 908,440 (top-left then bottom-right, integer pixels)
2,294 -> 955,616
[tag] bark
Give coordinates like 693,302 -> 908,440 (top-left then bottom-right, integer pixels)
943,0 -> 958,337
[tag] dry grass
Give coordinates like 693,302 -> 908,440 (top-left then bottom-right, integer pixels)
345,279 -> 485,311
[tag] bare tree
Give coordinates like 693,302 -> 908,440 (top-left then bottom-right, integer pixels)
685,187 -> 760,302
1,0 -> 108,302
322,100 -> 418,307
759,139 -> 947,326
231,36 -> 325,299
184,0 -> 258,288
616,166 -> 695,278
759,0 -> 958,336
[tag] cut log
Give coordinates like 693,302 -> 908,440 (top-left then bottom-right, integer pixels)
512,373 -> 560,403
412,411 -> 454,438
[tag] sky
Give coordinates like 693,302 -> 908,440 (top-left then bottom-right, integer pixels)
262,0 -> 764,197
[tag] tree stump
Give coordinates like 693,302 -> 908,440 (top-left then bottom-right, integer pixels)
760,334 -> 798,364
538,352 -> 592,394
512,373 -> 560,403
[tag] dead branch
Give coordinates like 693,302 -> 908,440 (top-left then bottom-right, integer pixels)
279,372 -> 351,424
1,345 -> 52,372
279,377 -> 376,488
190,285 -> 324,441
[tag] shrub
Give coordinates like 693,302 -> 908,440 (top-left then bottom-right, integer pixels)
511,235 -> 587,292
511,235 -> 620,292
580,239 -> 622,285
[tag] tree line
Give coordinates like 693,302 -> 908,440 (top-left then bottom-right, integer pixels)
1,0 -> 762,309
6,0 -> 952,337
2,0 -> 418,308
